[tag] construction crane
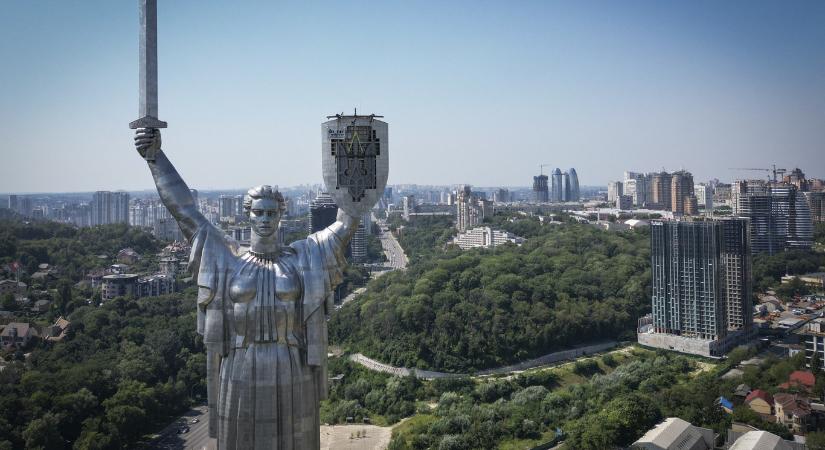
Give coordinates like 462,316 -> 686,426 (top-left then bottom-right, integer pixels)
728,164 -> 786,182
539,164 -> 550,176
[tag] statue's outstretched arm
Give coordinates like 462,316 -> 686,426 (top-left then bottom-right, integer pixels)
134,128 -> 206,240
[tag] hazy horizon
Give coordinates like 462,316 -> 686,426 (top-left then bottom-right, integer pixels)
2,1 -> 824,192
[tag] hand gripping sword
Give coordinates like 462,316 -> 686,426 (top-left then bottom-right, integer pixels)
129,0 -> 167,130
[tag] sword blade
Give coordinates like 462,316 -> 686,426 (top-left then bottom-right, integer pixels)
130,0 -> 166,129
139,0 -> 158,119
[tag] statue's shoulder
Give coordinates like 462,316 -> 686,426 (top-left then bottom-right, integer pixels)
189,223 -> 241,274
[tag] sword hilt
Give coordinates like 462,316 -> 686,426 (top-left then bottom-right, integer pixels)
129,115 -> 167,129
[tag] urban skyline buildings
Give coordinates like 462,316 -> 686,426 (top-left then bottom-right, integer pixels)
91,191 -> 129,226
531,168 -> 580,203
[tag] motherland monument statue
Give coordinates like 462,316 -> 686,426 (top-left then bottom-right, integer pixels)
128,1 -> 388,448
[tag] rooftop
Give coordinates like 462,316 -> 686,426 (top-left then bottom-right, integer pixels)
633,417 -> 713,449
729,431 -> 792,450
745,389 -> 773,405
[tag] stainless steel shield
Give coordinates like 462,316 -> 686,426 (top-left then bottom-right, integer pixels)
322,114 -> 388,217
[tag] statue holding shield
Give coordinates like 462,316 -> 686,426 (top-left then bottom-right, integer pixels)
133,114 -> 387,449
128,2 -> 387,447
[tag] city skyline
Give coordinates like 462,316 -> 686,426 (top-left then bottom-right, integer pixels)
1,1 -> 824,192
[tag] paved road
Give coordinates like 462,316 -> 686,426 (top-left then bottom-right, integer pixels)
350,341 -> 620,379
376,220 -> 407,270
149,405 -> 214,450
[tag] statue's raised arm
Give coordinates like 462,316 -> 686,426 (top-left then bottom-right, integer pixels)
134,128 -> 206,240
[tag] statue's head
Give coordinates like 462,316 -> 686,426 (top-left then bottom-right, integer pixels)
244,185 -> 286,238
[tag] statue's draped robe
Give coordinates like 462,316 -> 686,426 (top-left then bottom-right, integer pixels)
189,223 -> 345,450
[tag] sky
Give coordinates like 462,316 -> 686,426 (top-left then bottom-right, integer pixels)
1,0 -> 824,193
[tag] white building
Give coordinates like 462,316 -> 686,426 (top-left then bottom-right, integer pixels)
632,417 -> 713,450
695,183 -> 714,215
453,226 -> 524,250
607,181 -> 623,203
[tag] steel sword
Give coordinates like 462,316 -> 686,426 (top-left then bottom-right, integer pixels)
129,0 -> 167,129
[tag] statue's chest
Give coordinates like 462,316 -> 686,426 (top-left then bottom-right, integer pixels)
228,256 -> 301,304
228,255 -> 302,343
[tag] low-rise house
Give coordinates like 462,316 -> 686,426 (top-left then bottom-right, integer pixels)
745,389 -> 773,415
45,316 -> 70,342
778,370 -> 815,392
734,384 -> 752,399
117,248 -> 141,265
631,417 -> 714,450
0,322 -> 37,348
773,393 -> 810,433
0,279 -> 26,296
32,299 -> 51,312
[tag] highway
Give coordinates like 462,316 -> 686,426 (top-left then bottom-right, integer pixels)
149,405 -> 214,450
376,219 -> 407,270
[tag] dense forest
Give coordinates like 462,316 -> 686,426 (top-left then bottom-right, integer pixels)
387,347 -> 703,450
0,292 -> 203,449
330,215 -> 651,372
390,215 -> 457,264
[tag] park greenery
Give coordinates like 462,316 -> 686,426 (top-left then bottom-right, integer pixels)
0,292 -> 203,450
384,346 -> 719,450
330,214 -> 651,372
389,214 -> 457,264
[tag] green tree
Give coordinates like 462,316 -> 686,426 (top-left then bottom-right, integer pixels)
808,431 -> 825,450
22,412 -> 63,450
0,293 -> 16,311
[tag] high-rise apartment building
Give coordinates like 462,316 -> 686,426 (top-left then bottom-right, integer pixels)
350,212 -> 371,264
804,191 -> 825,224
91,191 -> 129,226
493,188 -> 510,203
219,195 -> 235,219
456,185 -> 487,232
7,195 -> 18,213
607,181 -> 623,203
623,172 -> 647,206
695,184 -> 714,215
235,195 -> 245,216
670,171 -> 695,215
551,168 -> 564,202
734,180 -> 813,253
561,172 -> 571,202
568,168 -> 580,201
651,172 -> 673,210
533,175 -> 549,203
308,192 -> 338,233
639,218 -> 753,357
402,195 -> 414,221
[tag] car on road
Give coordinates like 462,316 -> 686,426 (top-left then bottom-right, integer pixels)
191,418 -> 200,424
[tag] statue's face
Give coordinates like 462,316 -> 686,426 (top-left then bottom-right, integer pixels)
249,197 -> 280,238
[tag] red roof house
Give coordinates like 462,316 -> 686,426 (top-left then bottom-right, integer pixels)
779,370 -> 816,391
744,389 -> 774,415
